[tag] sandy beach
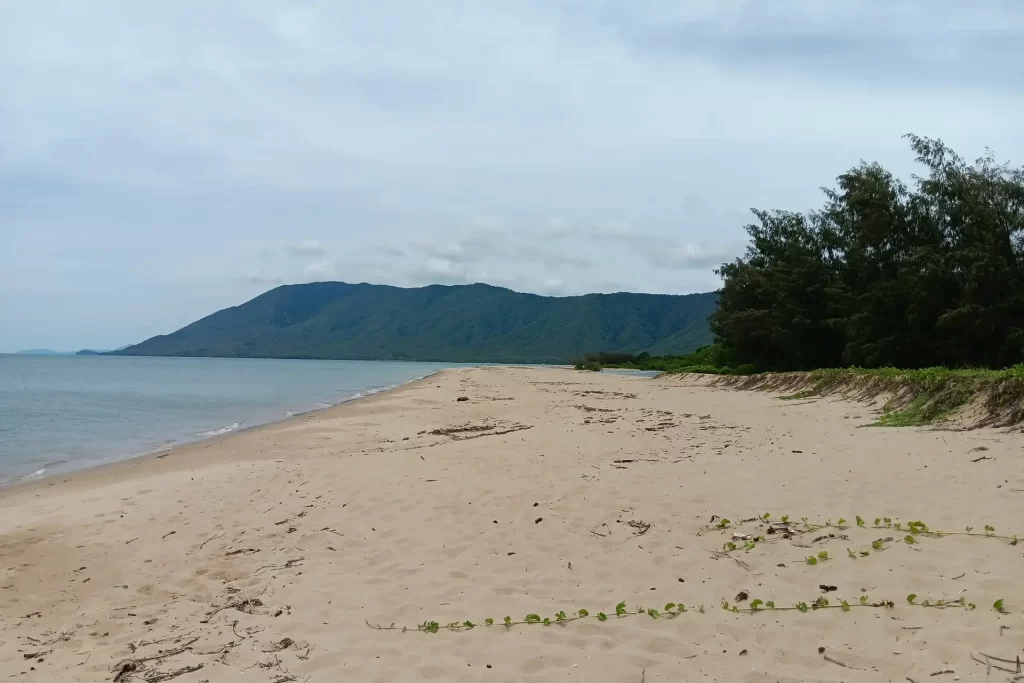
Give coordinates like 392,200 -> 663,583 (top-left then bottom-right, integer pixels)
1,365 -> 1022,682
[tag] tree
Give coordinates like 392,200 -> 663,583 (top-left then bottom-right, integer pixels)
712,135 -> 1024,371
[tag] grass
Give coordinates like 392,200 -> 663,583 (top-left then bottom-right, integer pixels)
713,365 -> 1024,428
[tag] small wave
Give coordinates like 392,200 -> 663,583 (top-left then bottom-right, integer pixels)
0,467 -> 48,485
197,422 -> 240,438
315,402 -> 332,409
284,410 -> 294,417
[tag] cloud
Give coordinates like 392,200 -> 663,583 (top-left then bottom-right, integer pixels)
303,260 -> 336,281
240,274 -> 285,286
289,240 -> 326,258
629,242 -> 738,270
1,1 -> 1021,349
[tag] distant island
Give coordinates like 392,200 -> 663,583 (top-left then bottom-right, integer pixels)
15,348 -> 75,355
112,282 -> 718,363
14,347 -> 121,356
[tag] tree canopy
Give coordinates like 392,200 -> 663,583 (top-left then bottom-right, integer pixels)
711,135 -> 1024,371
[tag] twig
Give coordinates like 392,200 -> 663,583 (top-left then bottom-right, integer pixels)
971,652 -> 1015,674
930,669 -> 954,676
161,531 -> 176,540
951,573 -> 966,580
980,653 -> 1023,667
198,533 -> 224,550
231,620 -> 247,640
252,558 -> 305,576
823,654 -> 859,669
144,664 -> 204,682
971,455 -> 993,462
627,520 -> 651,536
699,547 -> 751,572
132,632 -> 196,651
113,638 -> 198,668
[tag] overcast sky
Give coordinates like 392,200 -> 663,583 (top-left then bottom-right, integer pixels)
2,1 -> 1023,351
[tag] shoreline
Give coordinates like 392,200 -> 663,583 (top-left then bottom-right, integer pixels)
0,368 -> 447,498
2,365 -> 1021,682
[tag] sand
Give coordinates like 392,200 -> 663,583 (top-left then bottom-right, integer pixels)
1,366 -> 1022,682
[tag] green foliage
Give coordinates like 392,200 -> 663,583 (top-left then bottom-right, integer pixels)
115,282 -> 718,363
371,591 -> 989,635
712,136 -> 1024,372
592,344 -> 756,376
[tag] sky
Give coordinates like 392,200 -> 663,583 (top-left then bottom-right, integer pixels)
2,1 -> 1023,351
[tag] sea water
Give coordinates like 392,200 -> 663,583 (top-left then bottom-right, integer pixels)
0,355 -> 464,483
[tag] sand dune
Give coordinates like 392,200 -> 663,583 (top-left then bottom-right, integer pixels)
1,366 -> 1022,682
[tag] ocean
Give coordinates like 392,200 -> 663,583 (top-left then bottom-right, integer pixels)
0,354 -> 465,484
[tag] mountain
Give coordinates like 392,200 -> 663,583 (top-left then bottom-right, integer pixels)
114,282 -> 718,363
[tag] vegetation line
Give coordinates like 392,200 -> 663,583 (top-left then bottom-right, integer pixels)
577,349 -> 1024,427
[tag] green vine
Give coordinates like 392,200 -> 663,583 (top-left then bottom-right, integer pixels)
366,593 -> 1003,634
